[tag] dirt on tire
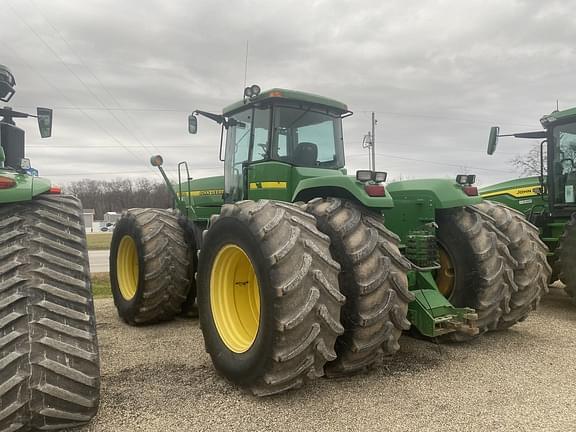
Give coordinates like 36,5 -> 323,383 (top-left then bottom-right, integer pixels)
0,194 -> 100,431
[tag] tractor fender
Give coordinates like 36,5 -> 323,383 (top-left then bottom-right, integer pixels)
385,178 -> 482,209
292,175 -> 394,209
0,171 -> 51,204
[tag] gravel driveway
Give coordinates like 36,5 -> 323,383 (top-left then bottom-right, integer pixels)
75,287 -> 576,432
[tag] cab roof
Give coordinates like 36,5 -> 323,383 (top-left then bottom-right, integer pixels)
222,88 -> 349,116
541,106 -> 576,126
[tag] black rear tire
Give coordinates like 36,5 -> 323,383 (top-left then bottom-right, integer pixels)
110,208 -> 192,325
474,201 -> 551,327
0,194 -> 100,431
436,206 -> 513,341
305,198 -> 412,376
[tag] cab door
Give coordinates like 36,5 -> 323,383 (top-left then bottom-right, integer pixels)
246,106 -> 292,202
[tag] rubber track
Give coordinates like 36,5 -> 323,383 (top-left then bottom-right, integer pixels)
473,201 -> 551,327
556,212 -> 576,303
0,195 -> 99,431
305,198 -> 412,376
208,200 -> 344,396
113,209 -> 191,324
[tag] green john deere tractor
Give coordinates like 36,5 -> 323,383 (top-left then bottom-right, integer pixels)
0,65 -> 100,431
109,86 -> 549,396
483,107 -> 576,303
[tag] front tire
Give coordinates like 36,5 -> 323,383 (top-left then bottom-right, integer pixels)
197,200 -> 344,396
0,195 -> 100,431
110,208 -> 191,325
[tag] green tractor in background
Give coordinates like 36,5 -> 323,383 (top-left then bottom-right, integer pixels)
0,65 -> 100,431
482,107 -> 576,303
109,86 -> 549,396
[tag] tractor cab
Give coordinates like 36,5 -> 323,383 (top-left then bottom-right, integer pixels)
541,111 -> 576,216
486,108 -> 576,218
190,87 -> 350,203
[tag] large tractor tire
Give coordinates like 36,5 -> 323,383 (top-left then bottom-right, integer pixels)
305,198 -> 412,376
556,212 -> 576,303
197,200 -> 344,396
110,208 -> 192,325
435,206 -> 513,341
474,201 -> 551,327
0,194 -> 100,431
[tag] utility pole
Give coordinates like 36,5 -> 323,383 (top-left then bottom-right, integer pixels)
371,112 -> 376,171
362,112 -> 377,171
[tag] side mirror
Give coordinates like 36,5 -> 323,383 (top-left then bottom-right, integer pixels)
188,114 -> 197,134
37,107 -> 53,138
487,126 -> 499,155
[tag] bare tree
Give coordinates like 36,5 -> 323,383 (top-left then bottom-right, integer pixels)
64,177 -> 172,219
510,145 -> 547,177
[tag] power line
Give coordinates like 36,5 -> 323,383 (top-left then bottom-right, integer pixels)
7,2 -> 158,171
347,152 -> 511,174
1,39 -> 156,176
28,0 -> 162,156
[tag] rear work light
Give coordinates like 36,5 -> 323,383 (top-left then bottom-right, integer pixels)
365,184 -> 386,197
0,176 -> 16,189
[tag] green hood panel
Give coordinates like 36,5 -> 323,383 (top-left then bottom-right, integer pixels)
178,175 -> 225,207
386,179 -> 482,209
0,170 -> 51,204
480,176 -> 542,198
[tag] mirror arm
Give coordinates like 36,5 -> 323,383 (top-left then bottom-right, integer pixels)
193,110 -> 229,127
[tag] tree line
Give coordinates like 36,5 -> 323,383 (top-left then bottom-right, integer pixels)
65,178 -> 172,219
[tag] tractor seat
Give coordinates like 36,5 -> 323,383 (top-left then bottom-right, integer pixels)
293,142 -> 318,167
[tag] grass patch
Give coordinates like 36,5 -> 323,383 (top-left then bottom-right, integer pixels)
87,233 -> 113,250
92,272 -> 112,298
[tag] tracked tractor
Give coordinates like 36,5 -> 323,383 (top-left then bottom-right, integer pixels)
109,86 -> 549,396
483,108 -> 576,303
0,65 -> 100,431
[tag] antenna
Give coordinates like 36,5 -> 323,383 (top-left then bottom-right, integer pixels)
556,99 -> 559,111
243,41 -> 249,93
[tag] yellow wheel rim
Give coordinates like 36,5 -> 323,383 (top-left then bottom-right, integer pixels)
436,245 -> 455,298
210,244 -> 261,353
117,235 -> 139,301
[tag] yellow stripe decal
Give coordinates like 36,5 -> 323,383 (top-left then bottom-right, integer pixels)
249,181 -> 288,190
481,186 -> 541,198
178,189 -> 224,197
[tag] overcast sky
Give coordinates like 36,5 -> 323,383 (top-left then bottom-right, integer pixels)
2,0 -> 575,187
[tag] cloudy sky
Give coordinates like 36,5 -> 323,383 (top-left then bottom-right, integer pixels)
2,0 -> 574,187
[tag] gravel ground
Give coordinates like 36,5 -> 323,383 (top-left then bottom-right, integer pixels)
75,287 -> 576,432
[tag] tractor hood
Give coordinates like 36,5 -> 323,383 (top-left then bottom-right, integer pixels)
177,175 -> 224,207
0,169 -> 52,204
480,176 -> 542,199
386,178 -> 482,208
